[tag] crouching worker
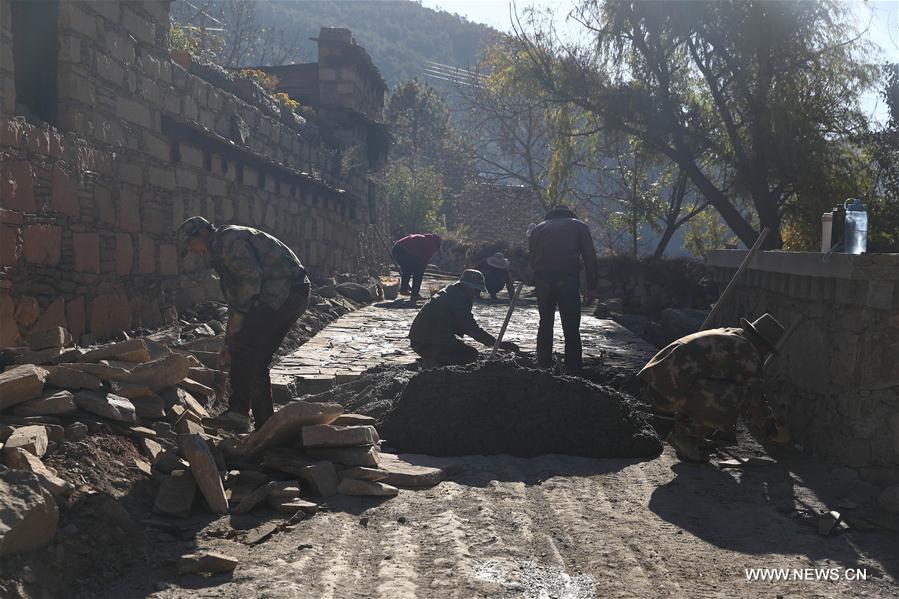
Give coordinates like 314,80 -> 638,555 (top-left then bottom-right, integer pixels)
636,313 -> 790,463
177,216 -> 310,432
409,269 -> 519,367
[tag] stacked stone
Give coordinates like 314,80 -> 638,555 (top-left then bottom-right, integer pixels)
0,330 -> 225,555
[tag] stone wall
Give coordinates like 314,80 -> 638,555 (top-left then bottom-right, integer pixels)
707,250 -> 899,480
445,183 -> 539,248
0,1 -> 389,347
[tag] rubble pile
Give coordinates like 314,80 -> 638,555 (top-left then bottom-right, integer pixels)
0,281 -> 383,577
318,358 -> 663,459
0,336 -> 449,574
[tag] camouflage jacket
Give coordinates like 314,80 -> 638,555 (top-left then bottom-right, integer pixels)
637,328 -> 764,401
408,282 -> 494,346
209,225 -> 307,315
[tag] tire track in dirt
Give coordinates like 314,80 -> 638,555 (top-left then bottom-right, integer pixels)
525,462 -> 687,597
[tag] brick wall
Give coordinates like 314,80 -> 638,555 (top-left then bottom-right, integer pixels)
707,250 -> 899,480
0,1 -> 389,347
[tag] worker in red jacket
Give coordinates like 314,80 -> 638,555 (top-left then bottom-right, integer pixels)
392,233 -> 441,301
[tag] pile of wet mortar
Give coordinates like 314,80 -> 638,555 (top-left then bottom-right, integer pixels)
303,358 -> 662,459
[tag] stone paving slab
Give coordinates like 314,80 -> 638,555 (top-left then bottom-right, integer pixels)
272,280 -> 657,395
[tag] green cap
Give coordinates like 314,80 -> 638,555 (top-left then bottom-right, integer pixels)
459,269 -> 488,294
176,216 -> 213,257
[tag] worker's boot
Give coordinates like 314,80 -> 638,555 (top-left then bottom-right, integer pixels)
668,427 -> 710,463
205,409 -> 250,433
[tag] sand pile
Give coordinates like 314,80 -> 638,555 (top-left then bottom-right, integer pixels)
314,358 -> 662,459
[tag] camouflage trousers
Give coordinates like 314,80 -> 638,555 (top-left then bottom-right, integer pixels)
645,378 -> 774,440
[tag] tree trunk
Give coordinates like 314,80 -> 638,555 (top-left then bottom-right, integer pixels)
653,222 -> 677,258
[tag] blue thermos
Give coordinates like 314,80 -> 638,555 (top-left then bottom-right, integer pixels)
843,198 -> 867,254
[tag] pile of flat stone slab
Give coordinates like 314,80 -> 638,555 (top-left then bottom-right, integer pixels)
0,327 -> 226,555
200,400 -> 456,520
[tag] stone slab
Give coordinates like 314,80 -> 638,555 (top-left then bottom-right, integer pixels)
262,451 -> 338,497
338,466 -> 388,482
4,426 -> 49,458
74,391 -> 138,423
177,552 -> 238,575
378,453 -> 447,488
305,445 -> 379,467
336,478 -> 398,497
79,339 -> 150,363
26,327 -> 72,351
0,470 -> 58,557
0,365 -> 48,410
11,390 -> 77,417
245,401 -> 343,456
4,446 -> 74,497
44,365 -> 102,390
153,470 -> 197,518
301,424 -> 379,448
179,434 -> 228,514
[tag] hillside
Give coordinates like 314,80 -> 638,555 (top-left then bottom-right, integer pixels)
255,0 -> 500,87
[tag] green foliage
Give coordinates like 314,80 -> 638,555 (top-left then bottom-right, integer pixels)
509,0 -> 878,249
684,209 -> 739,261
169,21 -> 199,54
385,163 -> 446,239
386,79 -> 474,200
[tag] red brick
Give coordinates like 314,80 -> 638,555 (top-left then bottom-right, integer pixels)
0,161 -> 36,213
14,296 -> 40,328
115,233 -> 133,275
117,193 -> 140,232
88,294 -> 112,339
51,164 -> 80,216
93,187 -> 115,225
23,225 -> 62,266
110,291 -> 131,332
138,235 -> 155,273
66,296 -> 86,342
72,232 -> 100,272
0,293 -> 19,347
0,120 -> 24,147
0,209 -> 25,224
31,297 -> 67,334
0,224 -> 18,266
159,244 -> 178,275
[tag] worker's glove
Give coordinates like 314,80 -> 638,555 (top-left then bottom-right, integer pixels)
583,289 -> 599,305
499,340 -> 520,353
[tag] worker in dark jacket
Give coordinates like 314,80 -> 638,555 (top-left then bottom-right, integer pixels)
475,252 -> 515,300
528,205 -> 599,372
409,269 -> 519,366
177,216 -> 310,432
392,233 -> 441,301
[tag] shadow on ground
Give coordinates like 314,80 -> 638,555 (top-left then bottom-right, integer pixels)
649,457 -> 899,583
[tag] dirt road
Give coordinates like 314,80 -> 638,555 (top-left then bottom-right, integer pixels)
95,442 -> 897,598
90,295 -> 897,598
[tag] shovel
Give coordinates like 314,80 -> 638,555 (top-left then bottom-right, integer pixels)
490,281 -> 524,359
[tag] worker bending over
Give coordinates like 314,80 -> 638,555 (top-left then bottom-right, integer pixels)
476,252 -> 515,300
177,216 -> 310,432
392,232 -> 441,301
637,313 -> 790,462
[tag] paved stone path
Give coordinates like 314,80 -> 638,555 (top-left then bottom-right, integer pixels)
272,276 -> 657,396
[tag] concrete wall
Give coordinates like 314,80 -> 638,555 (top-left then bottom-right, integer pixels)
707,250 -> 899,481
0,1 -> 388,347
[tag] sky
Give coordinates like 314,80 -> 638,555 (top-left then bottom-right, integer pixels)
422,0 -> 899,124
